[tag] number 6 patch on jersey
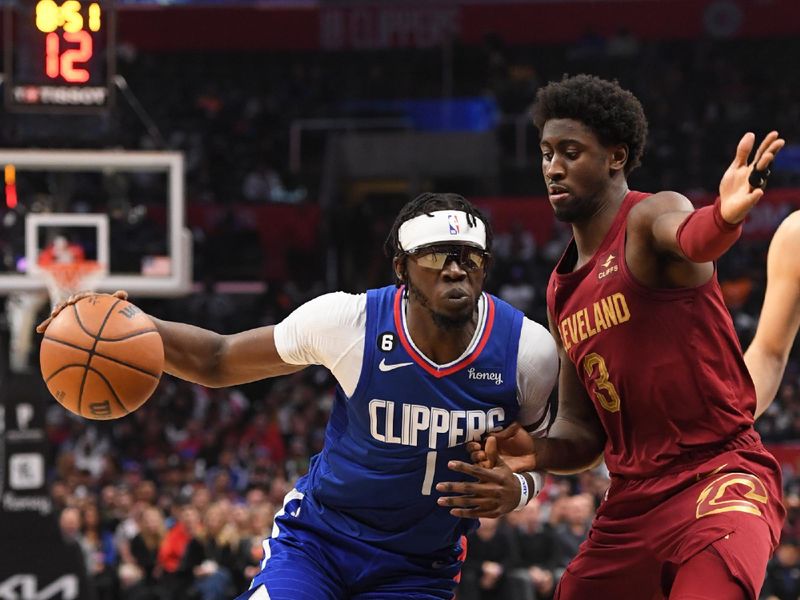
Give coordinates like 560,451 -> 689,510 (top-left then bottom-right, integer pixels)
695,472 -> 768,519
377,331 -> 396,352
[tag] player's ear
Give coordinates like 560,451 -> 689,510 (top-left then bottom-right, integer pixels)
393,256 -> 406,283
609,144 -> 628,174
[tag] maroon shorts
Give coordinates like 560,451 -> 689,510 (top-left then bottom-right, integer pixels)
556,433 -> 785,599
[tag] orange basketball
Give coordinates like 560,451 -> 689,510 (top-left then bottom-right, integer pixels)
40,294 -> 164,420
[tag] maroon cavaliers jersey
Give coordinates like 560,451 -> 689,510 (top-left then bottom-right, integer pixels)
546,191 -> 757,477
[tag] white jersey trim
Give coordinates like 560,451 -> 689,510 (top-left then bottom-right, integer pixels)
248,586 -> 271,599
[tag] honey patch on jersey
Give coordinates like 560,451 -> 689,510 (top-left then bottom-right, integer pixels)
559,292 -> 630,350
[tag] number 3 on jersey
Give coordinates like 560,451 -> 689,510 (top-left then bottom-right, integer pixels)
583,352 -> 621,413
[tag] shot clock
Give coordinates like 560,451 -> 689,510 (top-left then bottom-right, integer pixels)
3,0 -> 115,112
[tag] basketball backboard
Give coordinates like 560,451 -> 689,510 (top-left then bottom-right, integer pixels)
0,150 -> 191,297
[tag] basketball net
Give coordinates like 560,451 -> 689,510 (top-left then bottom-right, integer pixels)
41,260 -> 106,308
6,260 -> 105,374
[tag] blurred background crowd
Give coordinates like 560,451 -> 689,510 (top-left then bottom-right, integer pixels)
4,0 -> 800,599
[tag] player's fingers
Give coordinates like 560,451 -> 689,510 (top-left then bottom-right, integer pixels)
469,449 -> 488,465
756,143 -> 784,172
436,490 -> 487,507
435,490 -> 493,508
436,481 -> 502,508
446,460 -> 501,482
485,436 -> 500,468
465,441 -> 483,454
745,188 -> 765,206
35,317 -> 53,334
753,131 -> 780,163
735,188 -> 765,212
491,422 -> 521,440
49,302 -> 69,319
66,291 -> 93,307
449,506 -> 502,519
446,460 -> 484,479
435,481 -> 491,497
752,131 -> 780,165
112,290 -> 129,300
39,291 -> 97,332
731,132 -> 756,168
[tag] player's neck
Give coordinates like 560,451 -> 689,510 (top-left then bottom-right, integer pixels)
405,303 -> 479,364
571,180 -> 628,266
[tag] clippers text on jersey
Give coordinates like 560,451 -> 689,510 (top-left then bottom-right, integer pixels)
368,400 -> 505,448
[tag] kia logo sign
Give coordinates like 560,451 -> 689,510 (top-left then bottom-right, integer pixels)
0,574 -> 79,600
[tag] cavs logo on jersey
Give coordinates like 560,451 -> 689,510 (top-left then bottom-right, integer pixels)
598,254 -> 618,279
696,472 -> 768,519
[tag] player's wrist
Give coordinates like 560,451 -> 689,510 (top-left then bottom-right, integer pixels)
512,473 -> 529,511
512,471 -> 543,511
675,197 -> 743,262
714,196 -> 744,228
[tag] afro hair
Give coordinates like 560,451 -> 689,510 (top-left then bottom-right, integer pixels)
532,74 -> 648,175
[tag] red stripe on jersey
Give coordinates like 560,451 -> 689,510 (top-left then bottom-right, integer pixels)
454,535 -> 468,583
392,286 -> 496,378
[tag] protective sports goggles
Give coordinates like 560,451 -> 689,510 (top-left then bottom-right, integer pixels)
407,244 -> 489,272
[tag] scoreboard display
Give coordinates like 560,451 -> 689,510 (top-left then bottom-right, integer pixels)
3,0 -> 115,112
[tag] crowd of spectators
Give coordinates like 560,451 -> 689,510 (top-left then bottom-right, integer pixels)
6,32 -> 799,201
107,33 -> 800,201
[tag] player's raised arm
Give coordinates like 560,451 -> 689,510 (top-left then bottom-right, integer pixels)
640,132 -> 783,271
150,318 -> 303,387
745,212 -> 800,418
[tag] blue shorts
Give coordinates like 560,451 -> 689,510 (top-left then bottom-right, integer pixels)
235,489 -> 465,600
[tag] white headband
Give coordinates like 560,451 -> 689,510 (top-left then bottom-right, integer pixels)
398,210 -> 487,252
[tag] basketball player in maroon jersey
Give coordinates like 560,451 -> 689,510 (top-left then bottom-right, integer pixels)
438,75 -> 786,599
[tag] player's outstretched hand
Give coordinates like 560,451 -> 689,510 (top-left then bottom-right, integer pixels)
36,290 -> 128,334
719,131 -> 784,224
436,437 -> 527,518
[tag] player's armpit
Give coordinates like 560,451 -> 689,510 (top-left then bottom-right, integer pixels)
153,319 -> 304,387
745,211 -> 800,418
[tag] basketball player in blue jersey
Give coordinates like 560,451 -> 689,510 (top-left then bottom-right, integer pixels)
38,193 -> 558,600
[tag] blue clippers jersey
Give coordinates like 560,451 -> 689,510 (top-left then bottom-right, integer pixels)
294,285 -> 524,556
